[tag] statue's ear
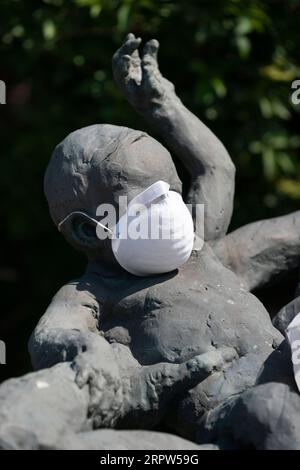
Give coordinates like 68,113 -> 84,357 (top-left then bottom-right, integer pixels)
59,213 -> 102,251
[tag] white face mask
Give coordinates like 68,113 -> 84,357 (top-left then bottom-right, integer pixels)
111,181 -> 195,276
58,181 -> 196,277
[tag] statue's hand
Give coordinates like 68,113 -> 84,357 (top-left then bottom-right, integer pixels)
112,33 -> 176,114
120,347 -> 238,428
185,346 -> 238,375
71,339 -> 123,428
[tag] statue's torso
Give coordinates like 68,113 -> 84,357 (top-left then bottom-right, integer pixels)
83,244 -> 282,365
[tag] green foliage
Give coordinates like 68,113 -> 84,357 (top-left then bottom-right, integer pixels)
0,0 -> 299,379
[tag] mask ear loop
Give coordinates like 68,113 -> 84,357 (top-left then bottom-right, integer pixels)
57,211 -> 113,235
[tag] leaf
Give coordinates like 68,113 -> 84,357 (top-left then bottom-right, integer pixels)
235,35 -> 251,59
42,19 -> 56,41
211,77 -> 227,98
262,148 -> 276,180
277,179 -> 300,199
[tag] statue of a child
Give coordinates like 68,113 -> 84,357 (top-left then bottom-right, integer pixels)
2,34 -> 300,450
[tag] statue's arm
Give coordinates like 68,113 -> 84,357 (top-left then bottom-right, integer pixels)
212,210 -> 300,291
119,347 -> 237,429
112,34 -> 235,241
28,282 -> 128,427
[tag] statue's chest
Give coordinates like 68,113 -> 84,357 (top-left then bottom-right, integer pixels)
99,265 -> 238,364
96,248 -> 279,365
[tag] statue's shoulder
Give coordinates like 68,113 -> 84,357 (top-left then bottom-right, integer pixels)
49,277 -> 99,309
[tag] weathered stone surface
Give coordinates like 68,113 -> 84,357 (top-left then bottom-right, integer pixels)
59,429 -> 216,450
198,380 -> 300,450
0,363 -> 89,450
196,341 -> 300,449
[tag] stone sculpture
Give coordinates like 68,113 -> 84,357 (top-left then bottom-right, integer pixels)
0,34 -> 300,450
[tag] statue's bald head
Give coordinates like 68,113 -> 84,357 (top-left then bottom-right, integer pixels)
45,124 -> 181,225
44,124 -> 181,257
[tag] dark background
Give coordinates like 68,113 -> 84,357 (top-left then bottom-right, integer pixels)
0,0 -> 299,382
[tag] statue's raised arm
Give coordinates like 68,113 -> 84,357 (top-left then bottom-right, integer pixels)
112,33 -> 235,242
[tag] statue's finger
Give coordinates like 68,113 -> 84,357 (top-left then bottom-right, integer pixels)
125,32 -> 136,41
75,371 -> 86,388
88,375 -> 104,405
220,347 -> 238,364
74,363 -> 89,388
118,37 -> 141,57
185,350 -> 226,378
142,39 -> 159,63
141,40 -> 161,91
